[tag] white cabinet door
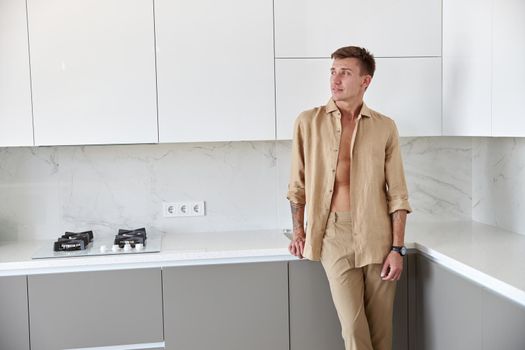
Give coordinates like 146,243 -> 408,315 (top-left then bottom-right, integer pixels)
492,0 -> 525,137
274,0 -> 441,58
0,0 -> 33,147
366,58 -> 442,136
28,0 -> 157,146
442,0 -> 492,136
276,58 -> 441,139
156,0 -> 275,143
275,59 -> 331,139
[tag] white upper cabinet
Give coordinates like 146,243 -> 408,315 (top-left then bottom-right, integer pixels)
0,0 -> 33,147
274,0 -> 442,58
27,0 -> 158,146
366,58 -> 442,136
276,58 -> 441,139
156,0 -> 275,143
276,59 -> 331,139
442,0 -> 492,136
492,0 -> 525,137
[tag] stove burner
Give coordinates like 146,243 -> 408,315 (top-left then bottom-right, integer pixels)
61,232 -> 91,246
65,230 -> 94,242
53,230 -> 93,252
114,228 -> 147,248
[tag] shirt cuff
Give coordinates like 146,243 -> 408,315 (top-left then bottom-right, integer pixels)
286,190 -> 306,205
388,199 -> 412,214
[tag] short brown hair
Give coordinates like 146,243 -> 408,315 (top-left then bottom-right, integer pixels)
331,46 -> 376,77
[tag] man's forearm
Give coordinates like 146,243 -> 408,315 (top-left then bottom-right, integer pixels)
290,202 -> 305,237
391,210 -> 407,246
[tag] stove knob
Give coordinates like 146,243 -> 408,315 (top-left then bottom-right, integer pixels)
112,244 -> 120,252
135,243 -> 144,251
100,245 -> 107,253
123,243 -> 132,251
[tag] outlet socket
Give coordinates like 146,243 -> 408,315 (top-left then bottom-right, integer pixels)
163,201 -> 206,217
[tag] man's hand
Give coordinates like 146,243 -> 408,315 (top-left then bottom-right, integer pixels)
289,201 -> 306,259
381,251 -> 403,281
288,231 -> 306,259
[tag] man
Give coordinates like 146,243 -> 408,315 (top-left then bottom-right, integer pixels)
287,46 -> 411,350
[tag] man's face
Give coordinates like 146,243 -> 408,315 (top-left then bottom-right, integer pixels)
330,58 -> 371,102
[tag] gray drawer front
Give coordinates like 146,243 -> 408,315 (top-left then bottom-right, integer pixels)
0,275 -> 30,350
28,268 -> 163,350
163,262 -> 288,350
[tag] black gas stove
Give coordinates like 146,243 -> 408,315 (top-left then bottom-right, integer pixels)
32,227 -> 161,259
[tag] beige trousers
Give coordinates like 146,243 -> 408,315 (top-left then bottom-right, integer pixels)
320,212 -> 396,350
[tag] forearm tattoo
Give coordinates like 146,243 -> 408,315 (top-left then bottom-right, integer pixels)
392,210 -> 403,224
391,210 -> 407,245
290,202 -> 305,235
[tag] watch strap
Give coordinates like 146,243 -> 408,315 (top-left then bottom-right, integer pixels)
391,245 -> 407,256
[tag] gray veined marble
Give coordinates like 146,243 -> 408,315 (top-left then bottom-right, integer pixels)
0,137 -> 476,241
0,142 -> 279,240
473,137 -> 525,236
401,137 -> 472,223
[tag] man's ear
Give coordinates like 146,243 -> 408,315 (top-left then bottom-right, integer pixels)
362,75 -> 372,89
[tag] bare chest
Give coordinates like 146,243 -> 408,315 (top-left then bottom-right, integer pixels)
337,117 -> 358,160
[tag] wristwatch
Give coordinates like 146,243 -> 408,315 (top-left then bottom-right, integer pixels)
391,245 -> 407,256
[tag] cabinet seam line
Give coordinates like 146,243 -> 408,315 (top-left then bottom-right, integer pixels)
26,275 -> 32,350
160,268 -> 166,344
490,0 -> 494,136
440,0 -> 444,135
287,262 -> 291,350
25,0 -> 36,146
152,0 -> 160,143
275,56 -> 442,60
272,0 -> 277,140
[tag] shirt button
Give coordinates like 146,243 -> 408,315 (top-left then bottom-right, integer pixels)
332,169 -> 336,172
329,189 -> 333,193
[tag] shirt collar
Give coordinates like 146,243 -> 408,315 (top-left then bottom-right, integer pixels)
325,98 -> 372,118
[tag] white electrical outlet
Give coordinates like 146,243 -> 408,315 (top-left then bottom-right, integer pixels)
163,201 -> 206,217
189,201 -> 205,216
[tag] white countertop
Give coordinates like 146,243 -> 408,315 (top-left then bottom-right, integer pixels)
0,230 -> 294,276
405,221 -> 525,307
1,221 -> 525,307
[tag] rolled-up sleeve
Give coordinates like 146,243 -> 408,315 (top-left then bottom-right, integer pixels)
287,114 -> 306,205
385,119 -> 412,214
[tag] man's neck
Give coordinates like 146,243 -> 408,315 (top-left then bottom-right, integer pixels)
335,98 -> 363,120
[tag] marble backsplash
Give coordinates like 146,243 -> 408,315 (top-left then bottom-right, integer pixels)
473,137 -> 525,236
0,137 -> 473,241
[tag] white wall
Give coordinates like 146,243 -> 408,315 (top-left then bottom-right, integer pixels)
0,138 -> 472,241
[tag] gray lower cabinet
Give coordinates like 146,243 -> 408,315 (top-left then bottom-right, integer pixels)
482,288 -> 525,350
0,275 -> 30,350
288,260 -> 345,350
162,262 -> 288,350
393,256 -> 409,350
416,254 -> 525,350
416,254 -> 483,350
288,258 -> 409,350
27,268 -> 163,350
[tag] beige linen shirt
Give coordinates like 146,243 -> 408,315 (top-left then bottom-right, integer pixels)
287,98 -> 412,264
